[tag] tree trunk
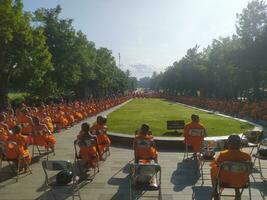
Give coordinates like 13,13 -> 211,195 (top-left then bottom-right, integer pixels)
0,75 -> 9,111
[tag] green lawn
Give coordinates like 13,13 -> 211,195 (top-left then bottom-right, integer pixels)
107,98 -> 254,136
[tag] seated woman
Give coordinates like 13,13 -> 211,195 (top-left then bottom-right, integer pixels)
77,123 -> 99,168
90,116 -> 111,153
133,124 -> 158,164
7,125 -> 31,171
32,116 -> 56,152
210,135 -> 251,200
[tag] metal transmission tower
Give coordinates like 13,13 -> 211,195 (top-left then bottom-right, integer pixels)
118,52 -> 121,67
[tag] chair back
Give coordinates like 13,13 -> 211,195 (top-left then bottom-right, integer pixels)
189,128 -> 205,137
220,161 -> 253,173
1,141 -> 20,159
42,160 -> 73,186
136,139 -> 152,149
42,160 -> 73,171
130,164 -> 161,188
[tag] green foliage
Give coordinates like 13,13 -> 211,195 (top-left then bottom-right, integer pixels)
8,92 -> 29,107
0,2 -> 133,110
107,99 -> 254,136
0,0 -> 52,111
151,0 -> 267,100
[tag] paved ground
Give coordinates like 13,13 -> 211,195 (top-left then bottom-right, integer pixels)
0,103 -> 267,200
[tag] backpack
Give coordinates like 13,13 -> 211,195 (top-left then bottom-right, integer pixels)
56,170 -> 73,185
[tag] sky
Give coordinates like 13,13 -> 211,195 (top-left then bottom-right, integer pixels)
23,0 -> 251,79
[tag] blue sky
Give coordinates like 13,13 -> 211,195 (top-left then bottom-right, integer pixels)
24,0 -> 250,78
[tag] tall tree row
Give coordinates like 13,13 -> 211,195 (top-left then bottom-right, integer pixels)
0,1 -> 136,111
150,0 -> 267,101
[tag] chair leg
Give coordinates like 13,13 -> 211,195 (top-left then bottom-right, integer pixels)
16,159 -> 21,182
258,157 -> 264,180
0,156 -> 2,169
23,157 -> 32,174
248,184 -> 252,200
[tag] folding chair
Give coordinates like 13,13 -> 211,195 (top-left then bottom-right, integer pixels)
32,133 -> 55,160
213,161 -> 253,200
42,160 -> 81,200
74,139 -> 99,176
134,139 -> 157,164
0,141 -> 32,182
183,128 -> 206,160
129,163 -> 162,200
252,139 -> 267,180
241,131 -> 263,155
199,140 -> 216,185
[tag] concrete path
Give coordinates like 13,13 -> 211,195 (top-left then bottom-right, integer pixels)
0,103 -> 267,200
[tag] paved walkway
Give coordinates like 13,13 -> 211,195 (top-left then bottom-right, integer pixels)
0,103 -> 267,200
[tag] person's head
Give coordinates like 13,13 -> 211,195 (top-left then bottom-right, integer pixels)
140,124 -> 150,134
32,116 -> 40,125
8,109 -> 14,115
191,114 -> 199,123
81,123 -> 90,132
227,135 -> 241,150
20,108 -> 28,115
0,113 -> 6,122
13,125 -> 22,135
102,116 -> 107,124
96,116 -> 104,125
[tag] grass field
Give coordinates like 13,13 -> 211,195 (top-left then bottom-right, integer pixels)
107,98 -> 254,136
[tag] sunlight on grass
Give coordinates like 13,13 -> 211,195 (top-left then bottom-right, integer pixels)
107,99 -> 254,136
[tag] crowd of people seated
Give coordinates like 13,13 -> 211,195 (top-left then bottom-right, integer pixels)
133,92 -> 267,122
0,96 -> 129,172
164,95 -> 267,122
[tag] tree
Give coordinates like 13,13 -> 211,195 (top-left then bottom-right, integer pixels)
236,0 -> 267,99
0,0 -> 52,111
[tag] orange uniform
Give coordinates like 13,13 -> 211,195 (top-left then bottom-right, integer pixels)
184,122 -> 205,152
210,149 -> 251,187
7,134 -> 31,166
77,132 -> 99,167
133,134 -> 157,160
90,124 -> 111,147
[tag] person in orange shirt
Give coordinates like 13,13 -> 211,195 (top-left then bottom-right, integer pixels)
77,123 -> 99,168
184,114 -> 206,153
90,116 -> 111,149
32,116 -> 56,152
133,124 -> 158,163
7,125 -> 32,171
6,109 -> 17,129
210,135 -> 251,200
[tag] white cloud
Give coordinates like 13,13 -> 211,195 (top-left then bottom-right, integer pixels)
119,63 -> 159,79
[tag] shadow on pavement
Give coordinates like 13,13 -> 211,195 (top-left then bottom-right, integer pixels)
171,159 -> 200,192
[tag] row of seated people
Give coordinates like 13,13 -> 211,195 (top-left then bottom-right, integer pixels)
76,116 -> 111,169
132,115 -> 252,200
132,114 -> 205,165
162,95 -> 267,122
0,96 -> 128,172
